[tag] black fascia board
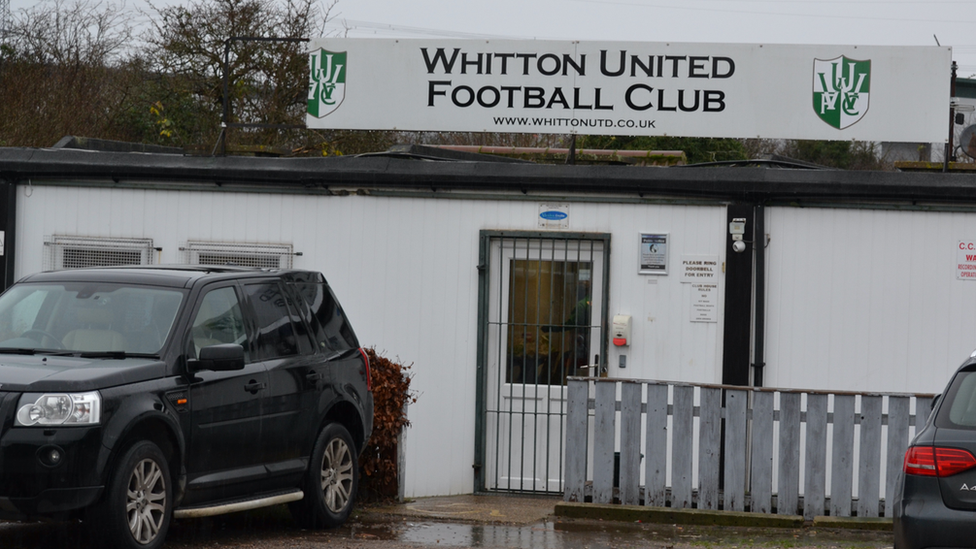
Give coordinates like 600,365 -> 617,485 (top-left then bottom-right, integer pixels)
0,147 -> 975,205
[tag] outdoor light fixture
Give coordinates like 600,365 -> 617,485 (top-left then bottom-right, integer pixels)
730,218 -> 748,253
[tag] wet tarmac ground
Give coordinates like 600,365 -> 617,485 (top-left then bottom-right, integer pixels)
0,503 -> 895,549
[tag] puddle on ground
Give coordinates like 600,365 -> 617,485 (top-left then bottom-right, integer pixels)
337,520 -> 673,549
2,508 -> 894,549
336,517 -> 893,549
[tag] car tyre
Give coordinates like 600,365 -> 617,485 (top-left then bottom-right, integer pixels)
292,423 -> 358,528
90,440 -> 172,549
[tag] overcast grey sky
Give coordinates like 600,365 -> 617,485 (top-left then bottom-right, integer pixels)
328,0 -> 975,76
10,0 -> 976,77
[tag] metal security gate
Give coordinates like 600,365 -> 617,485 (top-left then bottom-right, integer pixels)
475,231 -> 610,494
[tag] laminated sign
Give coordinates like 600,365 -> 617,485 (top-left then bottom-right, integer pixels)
306,39 -> 950,143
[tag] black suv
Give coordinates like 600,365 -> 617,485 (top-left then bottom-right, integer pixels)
0,266 -> 373,549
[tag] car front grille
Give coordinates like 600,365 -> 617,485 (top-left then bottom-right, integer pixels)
0,391 -> 14,435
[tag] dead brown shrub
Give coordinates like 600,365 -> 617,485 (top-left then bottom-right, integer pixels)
358,348 -> 414,502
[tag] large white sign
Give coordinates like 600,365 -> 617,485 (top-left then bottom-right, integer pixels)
307,39 -> 951,142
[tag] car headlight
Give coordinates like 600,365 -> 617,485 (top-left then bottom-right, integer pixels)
16,392 -> 101,426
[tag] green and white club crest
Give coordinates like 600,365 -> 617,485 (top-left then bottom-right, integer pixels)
308,49 -> 346,118
813,56 -> 871,130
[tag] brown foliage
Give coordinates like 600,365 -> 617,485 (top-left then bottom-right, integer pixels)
358,348 -> 414,502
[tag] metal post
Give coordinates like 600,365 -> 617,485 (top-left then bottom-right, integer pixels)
0,180 -> 15,290
752,203 -> 766,387
945,61 -> 957,172
565,134 -> 577,165
219,39 -> 232,156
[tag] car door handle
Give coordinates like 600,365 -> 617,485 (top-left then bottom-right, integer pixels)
306,372 -> 323,382
245,380 -> 267,394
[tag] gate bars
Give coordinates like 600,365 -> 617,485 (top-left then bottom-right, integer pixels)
475,231 -> 611,494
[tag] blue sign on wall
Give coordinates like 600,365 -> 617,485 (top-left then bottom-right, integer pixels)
540,211 -> 568,221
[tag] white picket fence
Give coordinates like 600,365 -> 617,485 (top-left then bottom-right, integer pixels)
563,377 -> 936,518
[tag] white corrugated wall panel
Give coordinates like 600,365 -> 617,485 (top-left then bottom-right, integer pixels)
14,185 -> 729,497
765,207 -> 976,394
597,203 -> 728,385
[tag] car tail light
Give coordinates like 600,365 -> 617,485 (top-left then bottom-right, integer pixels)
904,446 -> 976,477
358,348 -> 372,391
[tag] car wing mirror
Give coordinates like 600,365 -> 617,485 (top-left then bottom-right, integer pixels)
189,344 -> 245,372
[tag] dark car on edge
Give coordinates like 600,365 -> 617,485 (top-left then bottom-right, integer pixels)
894,349 -> 976,549
0,266 -> 373,549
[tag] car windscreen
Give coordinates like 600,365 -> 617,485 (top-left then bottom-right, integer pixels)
0,282 -> 185,355
936,366 -> 976,430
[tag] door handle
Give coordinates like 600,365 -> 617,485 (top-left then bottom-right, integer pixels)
306,372 -> 323,382
245,380 -> 267,394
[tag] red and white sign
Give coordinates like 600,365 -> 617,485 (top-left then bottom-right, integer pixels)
957,241 -> 976,280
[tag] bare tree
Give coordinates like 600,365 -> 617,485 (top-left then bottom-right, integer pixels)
11,0 -> 131,66
0,0 -> 143,147
142,0 -> 339,152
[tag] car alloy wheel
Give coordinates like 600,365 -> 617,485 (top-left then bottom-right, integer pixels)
126,457 -> 168,544
291,422 -> 359,529
320,436 -> 354,513
89,440 -> 172,549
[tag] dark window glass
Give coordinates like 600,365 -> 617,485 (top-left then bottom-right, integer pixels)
279,283 -> 315,355
292,282 -> 357,353
0,283 -> 184,355
938,367 -> 976,430
190,287 -> 248,360
507,260 -> 592,385
244,282 -> 303,360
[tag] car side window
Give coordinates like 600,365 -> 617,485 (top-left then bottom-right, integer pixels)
937,369 -> 976,429
244,282 -> 308,360
190,287 -> 248,360
292,282 -> 358,354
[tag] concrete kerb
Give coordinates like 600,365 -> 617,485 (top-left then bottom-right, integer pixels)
811,515 -> 894,531
554,502 -> 894,531
359,494 -> 893,532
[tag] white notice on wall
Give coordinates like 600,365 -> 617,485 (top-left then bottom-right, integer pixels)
538,203 -> 570,229
680,254 -> 719,283
0,230 -> 5,256
691,283 -> 718,323
959,241 -> 976,280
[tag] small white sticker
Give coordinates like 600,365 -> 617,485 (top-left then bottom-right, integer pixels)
538,203 -> 570,229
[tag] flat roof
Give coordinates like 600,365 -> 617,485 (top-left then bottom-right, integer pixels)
0,146 -> 975,206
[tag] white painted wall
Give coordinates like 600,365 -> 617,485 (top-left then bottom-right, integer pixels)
598,202 -> 728,385
13,184 -> 729,497
765,206 -> 976,394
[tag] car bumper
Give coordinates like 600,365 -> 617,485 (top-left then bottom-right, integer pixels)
894,475 -> 976,549
0,423 -> 105,518
0,487 -> 103,519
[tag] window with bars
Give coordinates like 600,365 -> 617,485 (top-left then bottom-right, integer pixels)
43,236 -> 156,271
182,241 -> 295,269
